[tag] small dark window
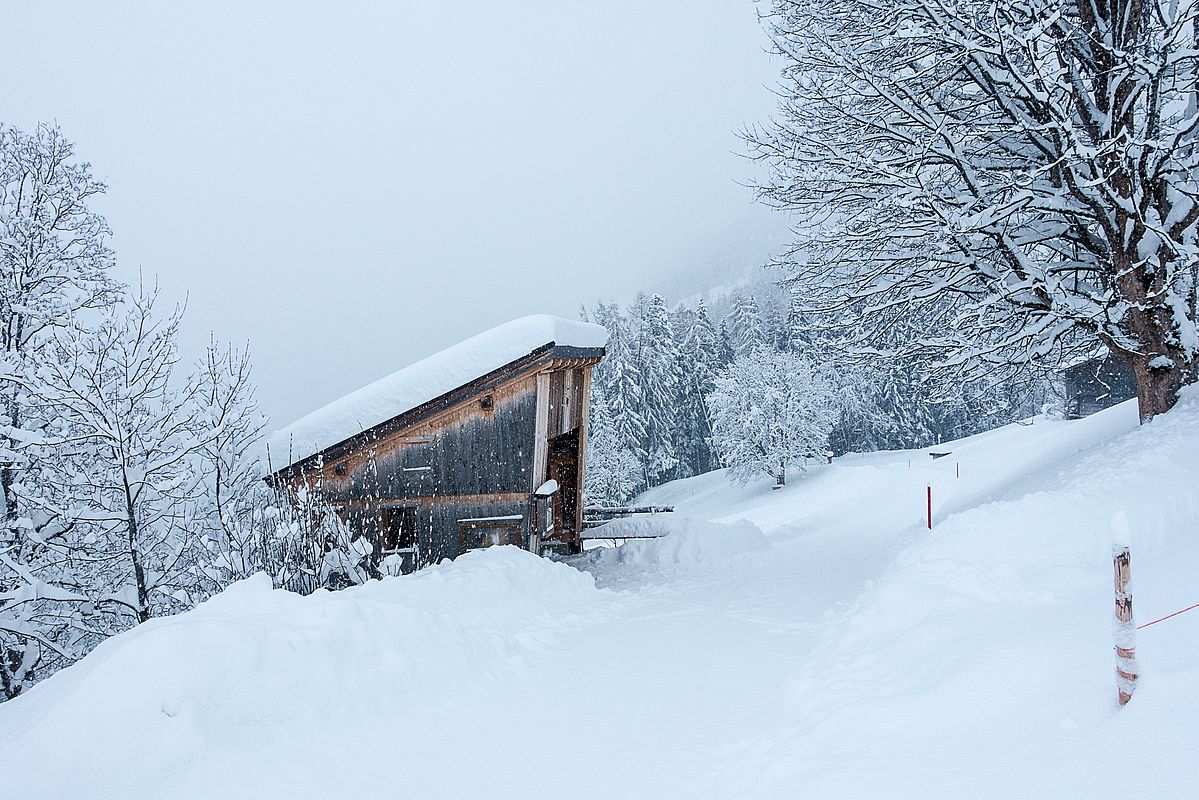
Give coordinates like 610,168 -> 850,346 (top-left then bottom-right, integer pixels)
380,507 -> 418,553
459,523 -> 520,552
480,395 -> 494,410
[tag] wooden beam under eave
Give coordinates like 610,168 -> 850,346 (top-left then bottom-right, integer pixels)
573,365 -> 593,553
532,371 -> 551,492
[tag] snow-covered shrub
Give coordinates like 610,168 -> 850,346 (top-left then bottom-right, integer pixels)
263,482 -> 369,594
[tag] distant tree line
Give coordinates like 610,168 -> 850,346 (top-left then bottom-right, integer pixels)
584,283 -> 1055,503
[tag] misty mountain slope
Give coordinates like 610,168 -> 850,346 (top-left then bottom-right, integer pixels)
2,395 -> 1197,799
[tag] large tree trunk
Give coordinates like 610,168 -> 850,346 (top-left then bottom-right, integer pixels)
1127,352 -> 1194,423
1107,196 -> 1199,422
1114,284 -> 1199,423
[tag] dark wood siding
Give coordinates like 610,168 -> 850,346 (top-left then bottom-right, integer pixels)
1064,355 -> 1138,418
274,345 -> 602,571
312,371 -> 539,567
427,390 -> 537,496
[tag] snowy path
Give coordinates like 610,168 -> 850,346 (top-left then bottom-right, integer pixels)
4,397 -> 1199,798
398,495 -> 917,800
408,578 -> 817,799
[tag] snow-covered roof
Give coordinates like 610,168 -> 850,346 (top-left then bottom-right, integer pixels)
267,315 -> 607,471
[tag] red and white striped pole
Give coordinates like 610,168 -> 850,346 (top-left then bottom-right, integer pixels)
1111,511 -> 1138,705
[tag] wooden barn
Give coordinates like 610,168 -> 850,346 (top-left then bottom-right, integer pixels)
266,315 -> 607,573
1062,353 -> 1138,418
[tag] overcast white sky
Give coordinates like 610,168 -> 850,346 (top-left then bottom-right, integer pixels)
5,1 -> 787,429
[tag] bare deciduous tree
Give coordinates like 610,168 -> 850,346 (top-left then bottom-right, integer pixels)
750,0 -> 1199,420
0,123 -> 120,697
35,286 -> 205,624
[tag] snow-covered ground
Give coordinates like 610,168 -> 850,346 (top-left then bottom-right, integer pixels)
4,394 -> 1198,798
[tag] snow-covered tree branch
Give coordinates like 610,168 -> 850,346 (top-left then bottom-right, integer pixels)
32,285 -> 206,624
751,0 -> 1199,420
0,124 -> 284,699
0,123 -> 121,698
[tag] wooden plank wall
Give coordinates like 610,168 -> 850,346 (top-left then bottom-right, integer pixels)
287,358 -> 599,569
315,372 -> 539,565
546,367 -> 586,438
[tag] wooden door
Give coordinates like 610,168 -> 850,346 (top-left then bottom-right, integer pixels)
547,429 -> 580,552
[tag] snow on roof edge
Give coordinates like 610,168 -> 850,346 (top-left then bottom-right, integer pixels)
265,315 -> 607,473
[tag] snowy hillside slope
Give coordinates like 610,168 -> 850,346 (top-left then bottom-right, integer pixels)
680,397 -> 1199,799
2,394 -> 1197,799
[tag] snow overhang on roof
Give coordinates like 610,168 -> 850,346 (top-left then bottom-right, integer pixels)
266,314 -> 608,473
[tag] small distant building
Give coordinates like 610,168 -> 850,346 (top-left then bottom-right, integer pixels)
1062,353 -> 1138,418
267,315 -> 607,572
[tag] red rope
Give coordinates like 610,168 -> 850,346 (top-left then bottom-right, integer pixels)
1137,602 -> 1199,630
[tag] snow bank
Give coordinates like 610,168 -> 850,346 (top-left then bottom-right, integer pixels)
718,393 -> 1199,799
585,516 -> 769,573
267,314 -> 608,469
0,547 -> 605,799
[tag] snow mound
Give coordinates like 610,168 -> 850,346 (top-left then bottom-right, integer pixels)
587,516 -> 769,573
0,547 -> 604,799
267,314 -> 608,469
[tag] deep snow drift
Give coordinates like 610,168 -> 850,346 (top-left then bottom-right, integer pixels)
3,394 -> 1198,799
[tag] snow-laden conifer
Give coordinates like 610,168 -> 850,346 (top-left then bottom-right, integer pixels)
723,292 -> 767,358
591,302 -> 647,474
676,298 -> 722,475
584,382 -> 641,505
634,294 -> 682,484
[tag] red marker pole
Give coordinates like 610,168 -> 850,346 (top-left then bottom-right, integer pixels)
926,486 -> 932,529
